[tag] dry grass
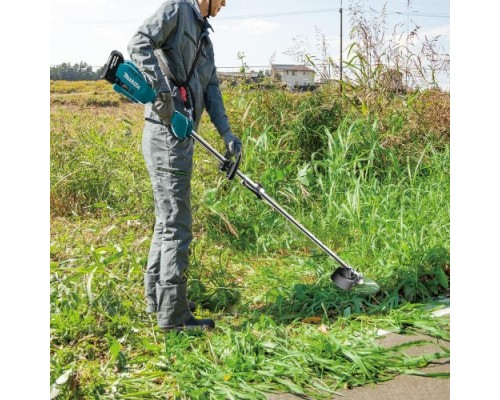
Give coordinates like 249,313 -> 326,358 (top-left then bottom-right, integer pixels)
413,89 -> 450,141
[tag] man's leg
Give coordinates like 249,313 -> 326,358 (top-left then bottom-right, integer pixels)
142,121 -> 194,328
144,215 -> 162,313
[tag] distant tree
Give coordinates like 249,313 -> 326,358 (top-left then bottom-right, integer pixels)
94,65 -> 106,79
50,62 -> 101,81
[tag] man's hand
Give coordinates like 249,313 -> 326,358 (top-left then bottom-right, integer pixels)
222,130 -> 242,157
152,92 -> 174,123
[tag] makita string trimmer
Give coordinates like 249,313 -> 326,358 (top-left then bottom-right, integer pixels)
101,50 -> 379,293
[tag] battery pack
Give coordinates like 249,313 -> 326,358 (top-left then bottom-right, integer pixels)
101,50 -> 156,104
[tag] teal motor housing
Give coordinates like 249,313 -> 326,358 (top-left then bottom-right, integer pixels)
170,111 -> 193,140
102,50 -> 193,140
101,50 -> 156,104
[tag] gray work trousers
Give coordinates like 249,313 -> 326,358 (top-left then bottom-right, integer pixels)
142,120 -> 194,328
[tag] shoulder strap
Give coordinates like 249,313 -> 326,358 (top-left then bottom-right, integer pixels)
183,31 -> 207,87
183,17 -> 213,87
155,18 -> 210,90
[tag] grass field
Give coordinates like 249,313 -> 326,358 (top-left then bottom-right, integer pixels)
50,80 -> 450,399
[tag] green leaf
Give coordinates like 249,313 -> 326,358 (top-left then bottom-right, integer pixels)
108,336 -> 120,360
103,250 -> 124,265
297,163 -> 311,186
50,385 -> 60,399
342,349 -> 372,377
434,267 -> 449,289
274,377 -> 306,395
55,369 -> 72,385
92,202 -> 109,209
86,267 -> 97,305
404,369 -> 450,378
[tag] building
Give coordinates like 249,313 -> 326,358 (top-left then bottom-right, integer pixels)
217,70 -> 262,87
271,64 -> 316,89
217,71 -> 260,80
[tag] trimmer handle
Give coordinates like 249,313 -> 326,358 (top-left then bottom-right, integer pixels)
220,151 -> 241,180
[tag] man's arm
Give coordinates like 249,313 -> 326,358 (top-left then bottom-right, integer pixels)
204,67 -> 242,156
204,66 -> 231,135
127,2 -> 179,94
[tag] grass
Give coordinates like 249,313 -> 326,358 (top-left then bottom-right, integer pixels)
50,81 -> 450,399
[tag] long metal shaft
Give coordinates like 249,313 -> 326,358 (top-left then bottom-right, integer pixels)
190,130 -> 355,272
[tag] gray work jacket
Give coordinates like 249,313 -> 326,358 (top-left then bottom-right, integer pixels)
127,0 -> 230,134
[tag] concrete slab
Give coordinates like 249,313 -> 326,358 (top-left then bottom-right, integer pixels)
267,308 -> 450,400
333,333 -> 450,400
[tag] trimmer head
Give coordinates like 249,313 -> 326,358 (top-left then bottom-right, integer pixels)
331,267 -> 362,290
331,267 -> 380,294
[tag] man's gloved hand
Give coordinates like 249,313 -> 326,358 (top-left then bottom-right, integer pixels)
222,130 -> 242,157
152,92 -> 174,123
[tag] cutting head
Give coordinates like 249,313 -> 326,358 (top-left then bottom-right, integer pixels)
331,267 -> 380,294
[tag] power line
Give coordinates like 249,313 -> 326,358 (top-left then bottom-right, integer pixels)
66,9 -> 449,25
387,11 -> 449,18
218,65 -> 270,69
66,9 -> 339,24
218,8 -> 338,20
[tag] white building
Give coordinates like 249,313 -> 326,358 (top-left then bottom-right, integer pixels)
271,64 -> 316,88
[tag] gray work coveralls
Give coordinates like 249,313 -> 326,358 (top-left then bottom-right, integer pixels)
127,0 -> 231,328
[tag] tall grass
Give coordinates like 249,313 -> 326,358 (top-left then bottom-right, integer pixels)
51,82 -> 449,399
199,88 -> 449,300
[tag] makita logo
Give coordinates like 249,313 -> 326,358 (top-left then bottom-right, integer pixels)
123,72 -> 141,90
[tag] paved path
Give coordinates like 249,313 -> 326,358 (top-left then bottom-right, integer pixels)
267,306 -> 450,400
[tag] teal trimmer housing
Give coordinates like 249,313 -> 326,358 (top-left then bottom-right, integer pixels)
101,50 -> 192,139
101,50 -> 156,104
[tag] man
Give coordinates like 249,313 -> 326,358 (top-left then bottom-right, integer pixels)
127,0 -> 241,331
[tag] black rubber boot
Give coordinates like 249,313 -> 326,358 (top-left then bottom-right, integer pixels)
162,316 -> 215,331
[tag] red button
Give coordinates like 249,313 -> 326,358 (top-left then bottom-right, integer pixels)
179,87 -> 187,102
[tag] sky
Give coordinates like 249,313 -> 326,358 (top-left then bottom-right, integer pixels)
50,0 -> 450,87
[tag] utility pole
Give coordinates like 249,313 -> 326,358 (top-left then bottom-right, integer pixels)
406,2 -> 409,88
339,0 -> 343,93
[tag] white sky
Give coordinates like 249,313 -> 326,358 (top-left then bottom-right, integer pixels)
50,0 -> 450,86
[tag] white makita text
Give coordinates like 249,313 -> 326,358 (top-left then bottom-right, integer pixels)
123,72 -> 141,90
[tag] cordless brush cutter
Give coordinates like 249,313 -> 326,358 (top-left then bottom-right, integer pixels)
102,50 -> 379,293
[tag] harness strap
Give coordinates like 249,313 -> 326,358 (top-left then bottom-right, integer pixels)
155,17 -> 211,111
182,27 -> 207,89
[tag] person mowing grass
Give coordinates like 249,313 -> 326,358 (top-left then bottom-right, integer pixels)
127,0 -> 242,331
